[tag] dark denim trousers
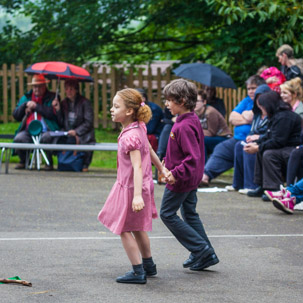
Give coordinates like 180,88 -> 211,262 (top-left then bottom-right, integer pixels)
204,137 -> 238,180
160,187 -> 213,253
233,140 -> 258,190
204,136 -> 229,163
286,147 -> 303,186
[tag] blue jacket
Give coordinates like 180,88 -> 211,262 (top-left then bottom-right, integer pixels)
146,101 -> 164,137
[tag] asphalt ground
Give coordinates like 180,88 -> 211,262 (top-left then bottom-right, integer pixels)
1,167 -> 303,303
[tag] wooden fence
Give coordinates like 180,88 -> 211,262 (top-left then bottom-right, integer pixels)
0,63 -> 247,129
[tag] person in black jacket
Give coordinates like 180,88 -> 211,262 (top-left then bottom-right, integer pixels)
52,79 -> 96,171
244,91 -> 302,201
276,44 -> 302,81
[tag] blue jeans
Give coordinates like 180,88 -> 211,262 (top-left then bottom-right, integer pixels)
204,136 -> 229,163
157,124 -> 172,158
160,188 -> 213,253
233,141 -> 258,190
204,137 -> 238,180
288,178 -> 303,203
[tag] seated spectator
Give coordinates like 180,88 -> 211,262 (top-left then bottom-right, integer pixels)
286,146 -> 303,186
276,44 -> 303,81
195,90 -> 232,162
264,179 -> 303,214
200,75 -> 265,186
157,107 -> 175,161
280,77 -> 303,185
136,88 -> 163,152
245,91 -> 302,201
260,66 -> 286,93
280,77 -> 303,119
203,85 -> 226,117
52,79 -> 96,172
13,74 -> 59,170
231,84 -> 271,194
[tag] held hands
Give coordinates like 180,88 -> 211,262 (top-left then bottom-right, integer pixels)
246,134 -> 260,143
244,142 -> 259,154
132,195 -> 145,212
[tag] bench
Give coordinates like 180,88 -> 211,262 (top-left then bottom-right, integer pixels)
0,142 -> 118,174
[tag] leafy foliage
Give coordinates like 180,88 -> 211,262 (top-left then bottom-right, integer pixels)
1,0 -> 303,85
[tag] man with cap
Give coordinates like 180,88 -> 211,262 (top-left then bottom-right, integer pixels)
13,74 -> 59,170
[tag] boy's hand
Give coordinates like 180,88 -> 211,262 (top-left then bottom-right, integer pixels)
132,195 -> 145,212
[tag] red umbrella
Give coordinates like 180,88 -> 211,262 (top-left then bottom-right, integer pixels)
24,61 -> 93,82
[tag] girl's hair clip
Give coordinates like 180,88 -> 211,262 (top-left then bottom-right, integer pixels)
141,102 -> 145,107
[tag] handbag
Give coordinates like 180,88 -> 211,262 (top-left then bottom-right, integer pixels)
57,150 -> 84,172
57,135 -> 84,172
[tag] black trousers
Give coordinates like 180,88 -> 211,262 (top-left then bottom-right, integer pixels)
254,146 -> 295,190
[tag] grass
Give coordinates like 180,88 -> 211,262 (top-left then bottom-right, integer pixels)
0,122 -> 119,170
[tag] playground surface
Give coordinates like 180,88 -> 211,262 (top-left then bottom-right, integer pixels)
1,167 -> 303,303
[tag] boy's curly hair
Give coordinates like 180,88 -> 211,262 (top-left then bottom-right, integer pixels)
163,79 -> 197,111
116,88 -> 152,124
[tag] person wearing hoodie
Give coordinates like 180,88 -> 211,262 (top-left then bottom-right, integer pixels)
230,84 -> 271,194
245,91 -> 302,201
200,75 -> 266,186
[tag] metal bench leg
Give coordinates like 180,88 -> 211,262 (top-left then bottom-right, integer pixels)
5,148 -> 11,174
29,149 -> 36,170
0,147 -> 5,174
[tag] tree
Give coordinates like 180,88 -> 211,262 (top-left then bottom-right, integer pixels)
1,0 -> 303,85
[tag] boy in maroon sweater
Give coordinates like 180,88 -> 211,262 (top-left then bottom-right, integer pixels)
160,79 -> 219,271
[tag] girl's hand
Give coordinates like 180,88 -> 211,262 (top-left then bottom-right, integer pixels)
132,195 -> 145,212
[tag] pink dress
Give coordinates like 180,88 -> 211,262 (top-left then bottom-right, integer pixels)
98,121 -> 158,235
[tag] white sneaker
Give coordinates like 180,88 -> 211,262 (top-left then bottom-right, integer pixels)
225,185 -> 235,191
238,188 -> 254,195
294,201 -> 303,211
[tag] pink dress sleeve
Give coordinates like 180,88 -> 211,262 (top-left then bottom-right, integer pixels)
120,133 -> 142,155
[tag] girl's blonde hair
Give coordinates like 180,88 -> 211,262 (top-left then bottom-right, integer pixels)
280,77 -> 303,99
116,88 -> 152,124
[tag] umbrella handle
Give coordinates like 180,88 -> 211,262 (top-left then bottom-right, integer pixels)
34,111 -> 37,120
55,77 -> 60,99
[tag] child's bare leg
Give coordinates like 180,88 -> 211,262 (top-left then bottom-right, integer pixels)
133,231 -> 151,258
120,232 -> 141,265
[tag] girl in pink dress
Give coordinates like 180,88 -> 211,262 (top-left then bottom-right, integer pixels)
98,88 -> 167,284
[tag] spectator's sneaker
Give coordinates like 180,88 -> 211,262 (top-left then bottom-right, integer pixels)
294,202 -> 303,211
225,185 -> 235,191
265,185 -> 291,201
272,197 -> 295,214
238,188 -> 254,195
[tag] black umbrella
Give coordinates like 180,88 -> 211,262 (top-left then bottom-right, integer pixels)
173,63 -> 237,89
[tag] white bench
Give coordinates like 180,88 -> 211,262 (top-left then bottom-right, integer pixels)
0,142 -> 118,174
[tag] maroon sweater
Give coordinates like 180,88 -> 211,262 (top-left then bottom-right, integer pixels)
164,111 -> 204,192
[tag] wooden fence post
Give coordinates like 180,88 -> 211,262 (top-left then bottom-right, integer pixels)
11,64 -> 16,121
101,67 -> 108,128
147,66 -> 152,101
18,63 -> 24,100
93,65 -> 99,128
2,64 -> 8,123
138,68 -> 143,88
156,67 -> 162,105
